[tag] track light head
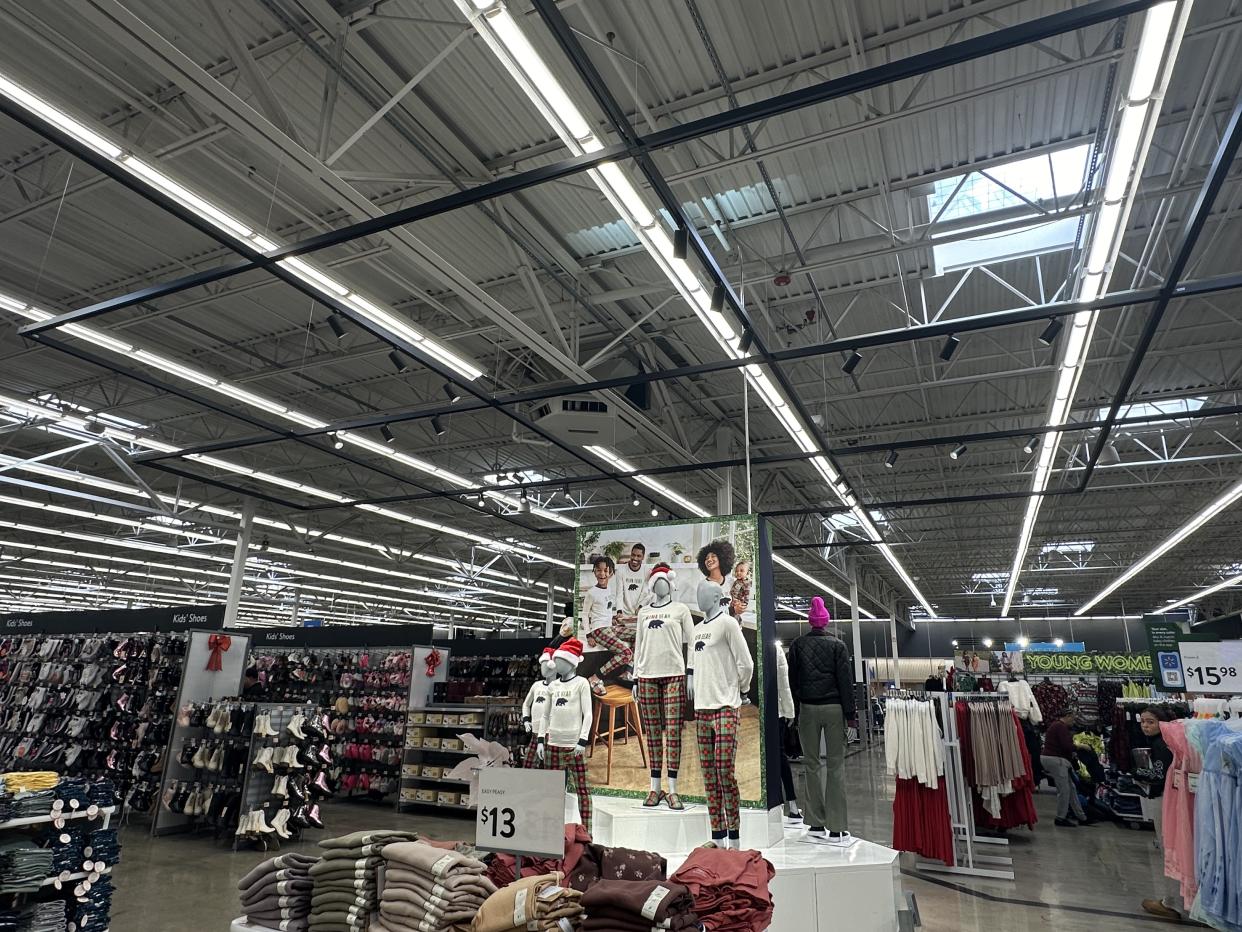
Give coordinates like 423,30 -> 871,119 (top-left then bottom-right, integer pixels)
258,536 -> 269,552
673,227 -> 689,260
650,506 -> 659,518
381,425 -> 395,444
327,314 -> 347,340
1039,317 -> 1064,346
331,432 -> 344,450
1023,435 -> 1039,454
738,329 -> 754,354
388,350 -> 408,373
632,495 -> 641,507
842,351 -> 863,375
443,382 -> 461,404
431,415 -> 446,436
885,449 -> 898,469
710,285 -> 725,313
949,443 -> 967,460
939,334 -> 960,362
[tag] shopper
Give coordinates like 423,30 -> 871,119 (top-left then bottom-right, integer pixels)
242,667 -> 266,700
1136,706 -> 1184,921
787,596 -> 855,844
1039,707 -> 1093,827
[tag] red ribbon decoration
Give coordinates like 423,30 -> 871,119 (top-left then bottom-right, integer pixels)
206,634 -> 232,672
424,648 -> 442,678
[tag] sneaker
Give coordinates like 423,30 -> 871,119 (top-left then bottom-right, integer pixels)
803,826 -> 830,844
783,812 -> 804,824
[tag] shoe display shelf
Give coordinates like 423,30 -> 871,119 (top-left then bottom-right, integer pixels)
397,700 -> 519,814
233,703 -> 332,851
0,632 -> 188,811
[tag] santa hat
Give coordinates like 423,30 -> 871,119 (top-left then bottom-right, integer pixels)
553,638 -> 584,667
539,646 -> 555,662
648,563 -> 676,583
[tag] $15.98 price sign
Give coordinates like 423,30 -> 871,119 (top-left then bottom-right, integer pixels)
474,767 -> 566,858
1179,641 -> 1242,694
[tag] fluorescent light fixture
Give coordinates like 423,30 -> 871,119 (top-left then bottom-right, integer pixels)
583,445 -> 710,517
61,323 -> 133,354
213,382 -> 288,416
134,350 -> 218,388
277,256 -> 349,297
1077,476 -> 1242,614
0,73 -> 122,159
1001,1 -> 1187,616
772,553 -> 877,618
122,156 -> 255,239
1160,572 -> 1242,612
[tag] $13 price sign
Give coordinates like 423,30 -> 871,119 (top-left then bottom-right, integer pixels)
474,767 -> 566,858
1179,642 -> 1242,694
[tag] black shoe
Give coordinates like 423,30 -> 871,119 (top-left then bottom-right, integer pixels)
1055,818 -> 1076,827
1075,816 -> 1099,826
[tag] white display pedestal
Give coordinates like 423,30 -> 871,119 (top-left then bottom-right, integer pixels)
669,831 -> 903,932
590,795 -> 783,852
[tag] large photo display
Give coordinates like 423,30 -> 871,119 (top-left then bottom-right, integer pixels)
572,515 -> 764,807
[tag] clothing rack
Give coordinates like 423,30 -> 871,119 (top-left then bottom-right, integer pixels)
919,691 -> 1016,881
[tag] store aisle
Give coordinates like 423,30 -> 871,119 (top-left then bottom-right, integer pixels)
111,745 -> 1182,931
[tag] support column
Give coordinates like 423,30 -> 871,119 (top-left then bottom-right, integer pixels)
889,600 -> 902,688
290,589 -> 302,627
848,558 -> 864,683
544,588 -> 555,638
224,498 -> 255,627
716,430 -> 733,516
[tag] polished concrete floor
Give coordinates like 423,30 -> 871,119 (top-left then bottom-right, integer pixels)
106,747 -> 1194,931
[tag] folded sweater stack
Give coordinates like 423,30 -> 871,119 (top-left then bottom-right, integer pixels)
375,841 -> 496,932
309,831 -> 421,932
237,852 -> 318,932
580,880 -> 697,932
669,848 -> 774,932
471,871 -> 583,932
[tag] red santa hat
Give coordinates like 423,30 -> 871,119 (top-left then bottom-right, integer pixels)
648,563 -> 676,582
553,638 -> 584,667
539,646 -> 555,661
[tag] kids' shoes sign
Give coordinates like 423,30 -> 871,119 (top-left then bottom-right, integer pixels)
1021,651 -> 1153,676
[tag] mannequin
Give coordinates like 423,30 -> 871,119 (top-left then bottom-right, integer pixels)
537,638 -> 593,831
633,563 -> 694,809
520,647 -> 557,768
787,596 -> 856,846
687,581 -> 753,848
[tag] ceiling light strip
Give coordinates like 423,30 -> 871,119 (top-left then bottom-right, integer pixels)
1001,1 -> 1188,615
1077,475 -> 1242,614
1160,573 -> 1242,613
454,0 -> 933,615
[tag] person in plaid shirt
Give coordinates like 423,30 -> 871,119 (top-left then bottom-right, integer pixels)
634,564 -> 695,810
688,581 -> 754,849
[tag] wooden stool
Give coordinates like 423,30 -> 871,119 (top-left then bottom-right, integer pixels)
589,685 -> 647,784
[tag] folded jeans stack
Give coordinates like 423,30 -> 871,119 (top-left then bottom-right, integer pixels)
0,838 -> 54,893
376,841 -> 496,932
581,880 -> 698,932
471,871 -> 582,932
2,900 -> 67,932
308,830 -> 421,931
668,848 -> 774,932
85,828 -> 120,867
0,792 -> 12,824
7,790 -> 54,820
65,872 -> 112,932
237,852 -> 319,932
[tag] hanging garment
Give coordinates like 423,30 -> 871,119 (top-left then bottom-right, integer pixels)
885,698 -> 953,862
1160,719 -> 1203,906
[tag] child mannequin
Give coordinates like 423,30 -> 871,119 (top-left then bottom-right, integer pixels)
537,638 -> 594,831
520,647 -> 557,768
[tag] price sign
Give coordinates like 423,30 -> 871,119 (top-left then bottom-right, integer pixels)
474,767 -> 566,858
1179,641 -> 1242,694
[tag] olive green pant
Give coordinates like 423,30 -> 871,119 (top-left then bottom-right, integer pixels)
797,702 -> 847,832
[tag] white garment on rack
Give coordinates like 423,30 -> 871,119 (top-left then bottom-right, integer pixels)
998,679 -> 1042,724
884,697 -> 944,789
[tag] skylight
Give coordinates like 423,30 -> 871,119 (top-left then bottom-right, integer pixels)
928,144 -> 1091,275
1095,396 -> 1206,426
1039,539 -> 1095,556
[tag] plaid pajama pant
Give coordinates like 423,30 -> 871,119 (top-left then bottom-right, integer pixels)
544,744 -> 591,832
636,675 -> 686,775
696,706 -> 741,834
521,736 -> 539,769
586,625 -> 633,678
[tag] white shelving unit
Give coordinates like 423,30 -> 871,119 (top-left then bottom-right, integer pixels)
0,805 -> 115,831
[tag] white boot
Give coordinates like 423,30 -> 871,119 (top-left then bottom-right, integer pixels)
285,746 -> 304,770
271,808 -> 291,840
213,704 -> 228,735
288,714 -> 307,740
253,809 -> 275,834
273,775 -> 288,798
252,747 -> 274,773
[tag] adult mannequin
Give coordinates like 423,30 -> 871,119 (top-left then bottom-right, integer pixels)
520,647 -> 557,768
787,596 -> 856,846
687,581 -> 753,848
537,638 -> 594,831
633,563 -> 694,809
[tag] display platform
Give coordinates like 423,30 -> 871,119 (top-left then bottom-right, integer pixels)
589,794 -> 783,852
670,830 -> 903,932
